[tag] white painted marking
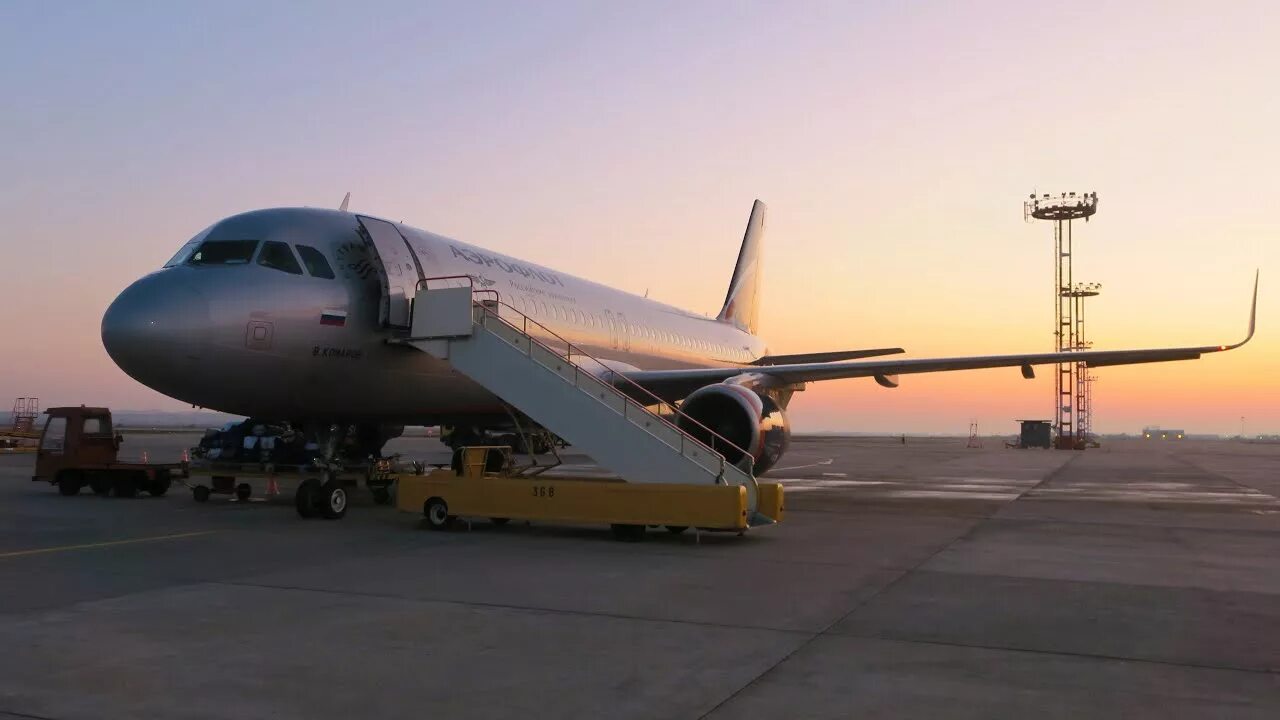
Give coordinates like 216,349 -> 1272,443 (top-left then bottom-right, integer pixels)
772,458 -> 834,471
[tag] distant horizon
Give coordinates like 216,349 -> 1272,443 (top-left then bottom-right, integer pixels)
3,408 -> 1274,440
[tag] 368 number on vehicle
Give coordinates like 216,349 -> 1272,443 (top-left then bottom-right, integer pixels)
531,485 -> 556,498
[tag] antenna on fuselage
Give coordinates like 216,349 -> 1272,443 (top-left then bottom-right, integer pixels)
338,192 -> 351,212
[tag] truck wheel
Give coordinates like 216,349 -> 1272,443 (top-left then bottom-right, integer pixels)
149,473 -> 172,497
193,485 -> 211,503
57,472 -> 82,496
611,524 -> 646,542
115,475 -> 139,499
424,498 -> 454,530
235,483 -> 252,502
319,480 -> 347,520
295,479 -> 319,518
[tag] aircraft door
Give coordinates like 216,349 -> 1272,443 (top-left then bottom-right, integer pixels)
356,216 -> 424,328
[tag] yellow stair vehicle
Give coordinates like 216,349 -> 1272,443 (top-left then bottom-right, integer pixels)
396,447 -> 784,541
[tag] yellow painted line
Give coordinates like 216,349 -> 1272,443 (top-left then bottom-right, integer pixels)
0,530 -> 216,559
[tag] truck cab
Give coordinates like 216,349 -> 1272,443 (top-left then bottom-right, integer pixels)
34,407 -> 121,480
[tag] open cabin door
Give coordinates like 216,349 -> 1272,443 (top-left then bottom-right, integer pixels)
356,216 -> 423,328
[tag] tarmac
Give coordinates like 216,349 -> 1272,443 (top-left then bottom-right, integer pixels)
1,433 -> 1278,719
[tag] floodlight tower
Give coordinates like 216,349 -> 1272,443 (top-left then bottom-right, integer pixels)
1024,191 -> 1098,449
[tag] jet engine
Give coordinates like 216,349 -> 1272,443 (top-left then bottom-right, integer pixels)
675,384 -> 790,474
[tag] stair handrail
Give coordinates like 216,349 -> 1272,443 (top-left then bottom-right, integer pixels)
416,275 -> 754,481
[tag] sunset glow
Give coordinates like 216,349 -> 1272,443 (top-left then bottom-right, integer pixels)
1,1 -> 1275,435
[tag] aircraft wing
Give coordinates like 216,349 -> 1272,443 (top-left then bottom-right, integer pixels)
618,273 -> 1257,402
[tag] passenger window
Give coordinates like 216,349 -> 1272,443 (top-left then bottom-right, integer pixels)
189,239 -> 260,265
41,417 -> 67,452
257,241 -> 303,275
295,245 -> 336,279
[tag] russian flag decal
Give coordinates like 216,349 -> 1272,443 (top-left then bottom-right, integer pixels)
320,309 -> 347,327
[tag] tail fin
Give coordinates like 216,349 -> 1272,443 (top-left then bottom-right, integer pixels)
717,200 -> 766,334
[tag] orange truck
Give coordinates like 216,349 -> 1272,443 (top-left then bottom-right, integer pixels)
31,406 -> 185,497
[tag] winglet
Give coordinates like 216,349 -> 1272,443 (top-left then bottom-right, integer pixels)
338,192 -> 351,212
1220,269 -> 1258,351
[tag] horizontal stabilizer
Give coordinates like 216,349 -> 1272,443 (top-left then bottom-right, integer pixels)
752,348 -> 905,366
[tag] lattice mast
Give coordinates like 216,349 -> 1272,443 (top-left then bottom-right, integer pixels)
1065,282 -> 1101,443
1024,192 -> 1098,449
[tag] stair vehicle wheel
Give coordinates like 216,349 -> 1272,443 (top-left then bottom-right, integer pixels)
490,517 -> 509,526
611,524 -> 646,542
57,472 -> 82,496
424,498 -> 454,530
193,485 -> 211,503
319,480 -> 347,519
664,525 -> 688,535
149,472 -> 171,497
295,479 -> 320,518
235,483 -> 252,502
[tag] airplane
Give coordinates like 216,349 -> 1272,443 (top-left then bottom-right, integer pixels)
101,198 -> 1256,488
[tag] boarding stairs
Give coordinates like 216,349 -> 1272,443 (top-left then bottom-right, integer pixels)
396,279 -> 766,523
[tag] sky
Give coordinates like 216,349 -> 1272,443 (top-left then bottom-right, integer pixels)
1,1 -> 1276,435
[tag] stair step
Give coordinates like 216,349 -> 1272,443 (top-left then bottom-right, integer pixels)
403,285 -> 759,515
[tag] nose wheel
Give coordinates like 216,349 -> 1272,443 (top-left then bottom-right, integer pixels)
294,478 -> 346,519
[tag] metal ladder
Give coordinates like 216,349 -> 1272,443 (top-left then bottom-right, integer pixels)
397,278 -> 766,522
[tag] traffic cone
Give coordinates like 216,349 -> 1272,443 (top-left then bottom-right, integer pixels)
267,473 -> 280,496
181,449 -> 189,463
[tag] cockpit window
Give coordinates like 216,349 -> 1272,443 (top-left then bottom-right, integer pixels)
164,225 -> 214,267
295,244 -> 335,279
189,240 -> 260,265
257,241 -> 303,275
165,240 -> 200,267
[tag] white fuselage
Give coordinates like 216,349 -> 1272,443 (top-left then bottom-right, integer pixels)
102,208 -> 769,424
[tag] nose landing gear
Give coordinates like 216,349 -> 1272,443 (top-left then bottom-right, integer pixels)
294,425 -> 350,520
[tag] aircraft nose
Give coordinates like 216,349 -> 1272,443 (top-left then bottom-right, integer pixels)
102,271 -> 210,389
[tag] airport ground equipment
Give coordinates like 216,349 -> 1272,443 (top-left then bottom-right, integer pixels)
7,397 -> 39,437
396,447 -> 784,541
31,406 -> 186,497
1013,420 -> 1053,449
2,397 -> 41,451
395,278 -> 771,526
185,456 -> 399,518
